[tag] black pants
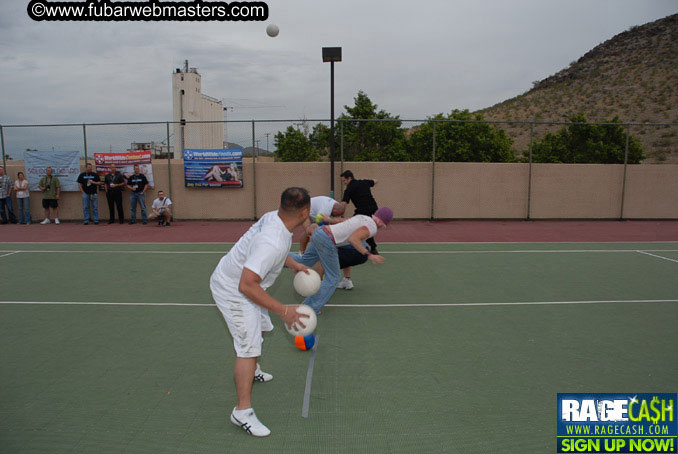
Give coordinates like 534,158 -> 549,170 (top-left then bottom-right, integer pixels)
106,191 -> 124,221
355,208 -> 378,252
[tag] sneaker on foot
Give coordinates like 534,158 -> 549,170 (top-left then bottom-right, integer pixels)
253,364 -> 273,383
40,218 -> 51,225
165,222 -> 170,227
55,219 -> 60,225
230,408 -> 271,437
158,219 -> 163,226
336,278 -> 354,290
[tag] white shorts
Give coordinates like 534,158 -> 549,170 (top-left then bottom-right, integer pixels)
210,277 -> 273,358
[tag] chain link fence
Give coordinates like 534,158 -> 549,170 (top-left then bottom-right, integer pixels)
1,119 -> 676,220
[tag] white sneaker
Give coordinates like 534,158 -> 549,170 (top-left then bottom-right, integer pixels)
230,408 -> 271,437
40,218 -> 51,225
253,363 -> 273,383
336,278 -> 354,290
55,218 -> 60,225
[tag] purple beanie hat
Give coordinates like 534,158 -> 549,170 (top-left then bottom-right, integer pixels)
374,207 -> 394,225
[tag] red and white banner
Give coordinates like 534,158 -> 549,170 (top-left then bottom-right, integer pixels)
94,151 -> 155,188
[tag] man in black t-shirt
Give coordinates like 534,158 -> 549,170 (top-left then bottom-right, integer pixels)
104,163 -> 126,224
125,165 -> 150,224
77,163 -> 102,225
340,170 -> 380,254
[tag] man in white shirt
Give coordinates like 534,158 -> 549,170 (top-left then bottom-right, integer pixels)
209,187 -> 312,437
299,196 -> 345,253
288,206 -> 394,314
151,190 -> 172,226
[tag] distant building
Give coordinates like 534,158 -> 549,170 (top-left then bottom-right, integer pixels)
172,60 -> 223,154
127,142 -> 173,159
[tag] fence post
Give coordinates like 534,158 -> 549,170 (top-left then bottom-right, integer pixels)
0,125 -> 6,169
339,120 -> 344,200
620,123 -> 630,220
166,122 -> 173,202
82,123 -> 88,165
527,121 -> 534,220
252,120 -> 257,220
430,121 -> 436,221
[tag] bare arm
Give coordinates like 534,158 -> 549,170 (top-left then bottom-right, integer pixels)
238,267 -> 307,327
348,227 -> 384,263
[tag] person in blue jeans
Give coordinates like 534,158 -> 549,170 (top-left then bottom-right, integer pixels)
288,206 -> 393,314
126,165 -> 149,224
14,171 -> 31,224
77,163 -> 102,225
0,166 -> 18,224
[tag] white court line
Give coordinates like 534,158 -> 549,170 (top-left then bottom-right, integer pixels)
637,250 -> 678,264
301,335 -> 319,419
1,299 -> 677,308
0,252 -> 19,258
0,249 -> 677,255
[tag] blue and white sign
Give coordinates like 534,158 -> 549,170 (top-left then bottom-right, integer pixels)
183,149 -> 243,188
24,151 -> 81,191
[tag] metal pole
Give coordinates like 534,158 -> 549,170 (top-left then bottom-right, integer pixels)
0,125 -> 6,169
252,120 -> 257,220
430,121 -> 436,221
340,120 -> 344,200
82,123 -> 88,165
166,122 -> 173,202
329,60 -> 335,198
620,124 -> 630,220
527,122 -> 534,220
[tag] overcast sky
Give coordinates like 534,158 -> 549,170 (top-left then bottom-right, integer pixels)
0,0 -> 675,153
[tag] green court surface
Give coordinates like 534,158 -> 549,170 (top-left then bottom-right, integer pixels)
1,242 -> 677,453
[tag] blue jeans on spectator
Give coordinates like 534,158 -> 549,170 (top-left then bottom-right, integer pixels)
288,228 -> 341,314
16,198 -> 30,224
130,192 -> 147,222
82,192 -> 98,223
0,197 -> 17,223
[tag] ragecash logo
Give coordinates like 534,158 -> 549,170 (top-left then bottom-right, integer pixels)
557,394 -> 677,453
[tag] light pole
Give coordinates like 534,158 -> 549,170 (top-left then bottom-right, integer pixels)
322,47 -> 341,198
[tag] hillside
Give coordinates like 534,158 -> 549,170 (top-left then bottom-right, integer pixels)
478,14 -> 678,163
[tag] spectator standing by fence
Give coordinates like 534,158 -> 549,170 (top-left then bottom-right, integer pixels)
39,167 -> 60,225
14,171 -> 30,224
77,163 -> 102,225
126,165 -> 149,225
0,166 -> 18,224
104,164 -> 125,224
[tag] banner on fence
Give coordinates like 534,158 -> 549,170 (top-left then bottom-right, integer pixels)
183,149 -> 243,188
93,151 -> 155,188
24,151 -> 81,191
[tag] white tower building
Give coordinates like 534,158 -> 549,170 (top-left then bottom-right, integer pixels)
172,60 -> 223,154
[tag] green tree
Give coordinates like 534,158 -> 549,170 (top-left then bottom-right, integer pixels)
406,110 -> 515,162
531,114 -> 644,163
274,126 -> 319,162
338,91 -> 407,161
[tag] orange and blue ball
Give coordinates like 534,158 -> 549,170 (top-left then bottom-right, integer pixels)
294,334 -> 315,351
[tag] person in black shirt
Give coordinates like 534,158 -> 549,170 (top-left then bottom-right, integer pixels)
340,170 -> 380,253
76,163 -> 102,225
125,164 -> 150,224
104,163 -> 126,224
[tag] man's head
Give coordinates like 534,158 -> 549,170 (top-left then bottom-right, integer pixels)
133,165 -> 140,174
373,207 -> 393,229
46,167 -> 53,176
158,190 -> 165,200
279,187 -> 310,225
340,170 -> 354,186
110,164 -> 116,173
331,202 -> 345,217
86,163 -> 93,172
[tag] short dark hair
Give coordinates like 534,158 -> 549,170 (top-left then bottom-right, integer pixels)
280,187 -> 310,213
340,170 -> 354,179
